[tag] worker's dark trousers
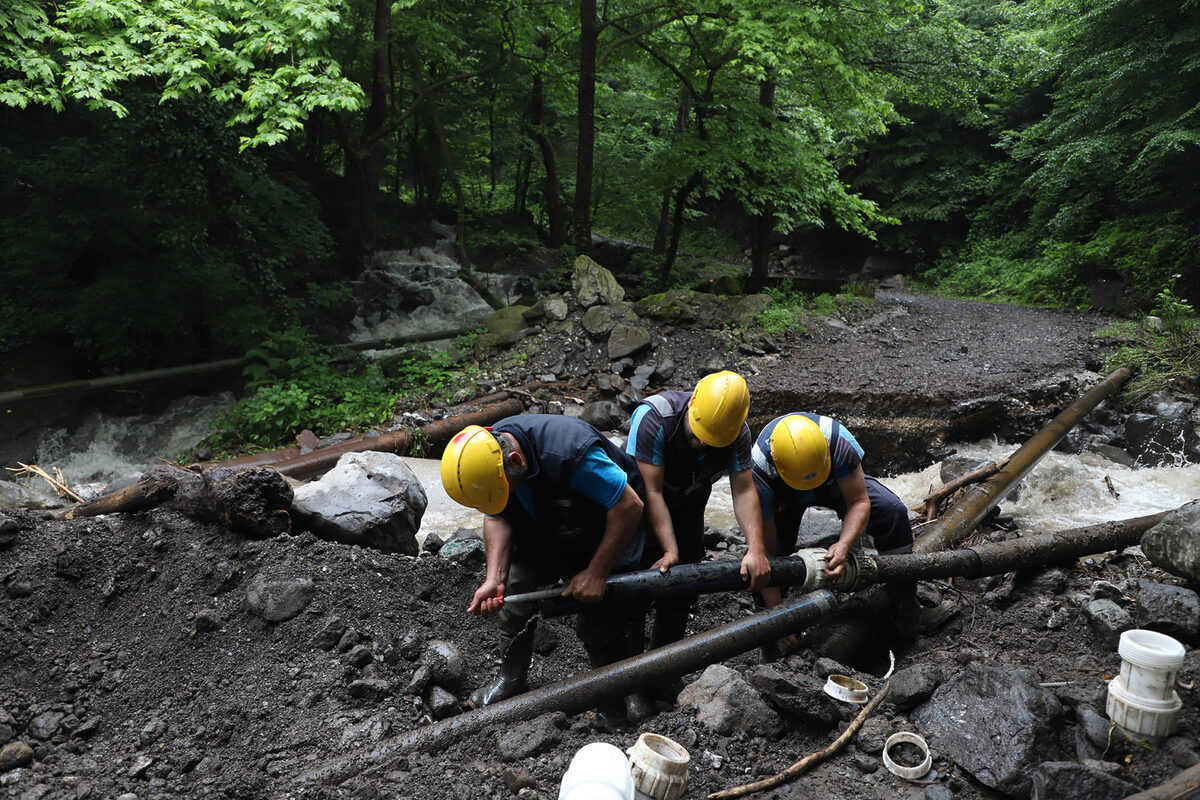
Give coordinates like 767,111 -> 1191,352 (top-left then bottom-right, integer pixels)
773,475 -> 914,556
496,547 -> 638,663
639,484 -> 709,650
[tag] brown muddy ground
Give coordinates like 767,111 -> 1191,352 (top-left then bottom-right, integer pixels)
3,289 -> 1196,800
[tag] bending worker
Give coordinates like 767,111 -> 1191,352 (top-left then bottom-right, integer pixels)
441,414 -> 647,727
625,370 -> 772,656
752,413 -> 914,653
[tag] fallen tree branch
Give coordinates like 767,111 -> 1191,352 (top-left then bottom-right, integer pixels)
707,678 -> 892,799
910,459 -> 1006,516
7,463 -> 85,503
63,465 -> 292,537
1124,764 -> 1200,799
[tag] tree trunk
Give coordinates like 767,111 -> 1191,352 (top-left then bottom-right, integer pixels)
660,172 -> 701,286
747,79 -> 777,293
66,465 -> 293,538
572,0 -> 597,252
531,65 -> 566,246
654,95 -> 691,254
341,0 -> 394,273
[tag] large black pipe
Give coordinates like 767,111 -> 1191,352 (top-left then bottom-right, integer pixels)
510,556 -> 813,616
915,366 -> 1132,554
872,511 -> 1170,583
296,590 -> 838,785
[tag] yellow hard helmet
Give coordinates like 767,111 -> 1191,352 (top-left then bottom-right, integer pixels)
440,425 -> 509,514
687,370 -> 750,448
770,415 -> 831,490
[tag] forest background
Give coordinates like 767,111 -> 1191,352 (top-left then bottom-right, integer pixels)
2,0 -> 1198,451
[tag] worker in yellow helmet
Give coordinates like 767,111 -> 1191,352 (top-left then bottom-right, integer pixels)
441,414 -> 648,729
624,370 -> 771,676
752,413 -> 914,657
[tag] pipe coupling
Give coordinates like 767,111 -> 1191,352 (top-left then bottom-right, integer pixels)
795,548 -> 867,591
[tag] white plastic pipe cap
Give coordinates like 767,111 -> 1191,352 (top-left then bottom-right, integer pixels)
1119,629 -> 1186,671
559,742 -> 635,800
882,731 -> 932,780
627,733 -> 690,800
823,674 -> 869,704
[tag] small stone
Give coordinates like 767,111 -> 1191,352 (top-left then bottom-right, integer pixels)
345,645 -> 375,669
128,755 -> 153,778
0,741 -> 34,771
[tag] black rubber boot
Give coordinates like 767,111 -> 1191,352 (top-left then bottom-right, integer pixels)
468,629 -> 534,709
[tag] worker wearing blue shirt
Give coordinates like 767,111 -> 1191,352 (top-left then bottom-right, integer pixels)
441,414 -> 648,728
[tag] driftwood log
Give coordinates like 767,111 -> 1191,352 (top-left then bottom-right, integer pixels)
64,465 -> 293,537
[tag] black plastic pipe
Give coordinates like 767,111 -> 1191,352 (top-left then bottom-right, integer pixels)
872,511 -> 1169,583
296,590 -> 838,785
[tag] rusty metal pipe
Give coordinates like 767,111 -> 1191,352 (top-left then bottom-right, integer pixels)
217,398 -> 525,480
296,590 -> 839,785
915,367 -> 1132,554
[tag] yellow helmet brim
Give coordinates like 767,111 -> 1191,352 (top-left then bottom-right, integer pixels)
441,425 -> 509,513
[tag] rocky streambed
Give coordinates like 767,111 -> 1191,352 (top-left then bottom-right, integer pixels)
2,260 -> 1200,800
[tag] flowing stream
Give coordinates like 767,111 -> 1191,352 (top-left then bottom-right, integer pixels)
22,402 -> 1198,543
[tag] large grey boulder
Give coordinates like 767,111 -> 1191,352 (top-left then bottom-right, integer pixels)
1129,578 -> 1200,645
580,302 -> 636,336
607,322 -> 651,360
1122,395 -> 1200,466
678,664 -> 783,737
291,452 -> 426,555
912,665 -> 1064,799
571,256 -> 625,308
1030,761 -> 1139,800
1142,501 -> 1200,585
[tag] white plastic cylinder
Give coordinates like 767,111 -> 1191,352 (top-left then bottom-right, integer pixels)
1106,629 -> 1186,742
559,742 -> 635,800
626,733 -> 690,800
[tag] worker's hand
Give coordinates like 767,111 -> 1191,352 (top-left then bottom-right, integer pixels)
564,568 -> 607,603
467,579 -> 506,616
776,634 -> 800,655
824,541 -> 852,578
740,550 -> 771,592
651,550 -> 679,574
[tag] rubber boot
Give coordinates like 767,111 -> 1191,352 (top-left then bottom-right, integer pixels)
646,606 -> 689,703
622,616 -> 653,722
468,630 -> 534,709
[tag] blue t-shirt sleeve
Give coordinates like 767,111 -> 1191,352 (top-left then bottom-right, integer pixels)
728,423 -> 753,472
752,470 -> 776,522
627,404 -> 667,466
568,445 -> 629,509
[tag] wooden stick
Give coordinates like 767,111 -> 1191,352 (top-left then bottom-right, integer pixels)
908,459 -> 1006,514
1123,764 -> 1200,799
707,679 -> 892,799
8,463 -> 86,503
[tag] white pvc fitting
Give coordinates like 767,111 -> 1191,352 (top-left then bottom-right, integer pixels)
823,674 -> 869,704
882,731 -> 932,780
626,733 -> 690,800
559,742 -> 635,800
1106,629 -> 1186,742
1117,629 -> 1186,700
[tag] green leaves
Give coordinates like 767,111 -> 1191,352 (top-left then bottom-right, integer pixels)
0,0 -> 364,146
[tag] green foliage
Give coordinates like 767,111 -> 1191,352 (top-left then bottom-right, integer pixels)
0,0 -> 364,148
757,282 -> 865,334
1101,318 -> 1200,402
0,93 -> 332,368
202,329 -> 397,452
